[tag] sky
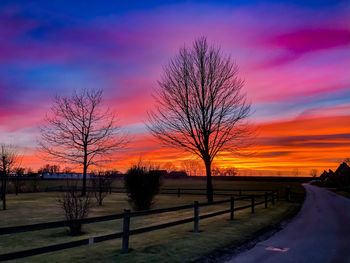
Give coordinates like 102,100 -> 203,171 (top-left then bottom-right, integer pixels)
0,0 -> 349,176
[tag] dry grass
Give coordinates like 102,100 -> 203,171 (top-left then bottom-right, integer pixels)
0,180 -> 304,263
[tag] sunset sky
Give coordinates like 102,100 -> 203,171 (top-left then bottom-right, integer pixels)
0,0 -> 349,176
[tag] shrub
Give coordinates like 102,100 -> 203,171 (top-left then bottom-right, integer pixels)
124,165 -> 162,210
58,183 -> 91,235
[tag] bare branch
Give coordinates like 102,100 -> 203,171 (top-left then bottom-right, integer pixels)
40,88 -> 129,195
147,37 -> 253,202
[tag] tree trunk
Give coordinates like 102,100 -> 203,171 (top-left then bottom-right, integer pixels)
204,159 -> 213,202
2,173 -> 7,210
82,156 -> 87,197
0,175 -> 3,201
1,157 -> 7,209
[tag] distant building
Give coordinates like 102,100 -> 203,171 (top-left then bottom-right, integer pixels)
41,173 -> 93,179
319,162 -> 350,188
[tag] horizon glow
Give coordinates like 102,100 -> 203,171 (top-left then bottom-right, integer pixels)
0,0 -> 349,176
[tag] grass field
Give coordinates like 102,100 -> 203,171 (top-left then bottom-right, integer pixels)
6,177 -> 306,195
0,179 -> 305,262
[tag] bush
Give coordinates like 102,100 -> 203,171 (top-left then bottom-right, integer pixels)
58,183 -> 91,235
124,165 -> 162,210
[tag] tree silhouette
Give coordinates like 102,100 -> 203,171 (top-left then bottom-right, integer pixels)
310,169 -> 318,178
1,144 -> 20,210
148,37 -> 251,202
40,89 -> 128,196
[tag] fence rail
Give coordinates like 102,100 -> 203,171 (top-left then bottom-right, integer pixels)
0,191 -> 279,261
0,196 -> 251,236
44,186 -> 277,196
46,186 -> 276,192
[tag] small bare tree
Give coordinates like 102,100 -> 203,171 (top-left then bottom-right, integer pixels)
58,182 -> 91,235
91,172 -> 112,205
292,168 -> 300,177
1,144 -> 20,210
148,37 -> 251,202
40,89 -> 128,196
38,164 -> 60,174
162,162 -> 177,173
181,159 -> 203,176
310,169 -> 318,178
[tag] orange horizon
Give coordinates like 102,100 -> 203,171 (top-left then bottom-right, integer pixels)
18,112 -> 350,177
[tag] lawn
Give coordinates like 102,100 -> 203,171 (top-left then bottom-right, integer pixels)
6,177 -> 305,196
0,180 -> 305,262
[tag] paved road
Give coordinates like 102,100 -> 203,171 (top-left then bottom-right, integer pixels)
225,184 -> 350,263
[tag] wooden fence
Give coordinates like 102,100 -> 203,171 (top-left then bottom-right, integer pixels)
0,191 -> 278,261
44,186 -> 279,197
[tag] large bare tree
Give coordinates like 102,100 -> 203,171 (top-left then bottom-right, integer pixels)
40,89 -> 128,196
1,144 -> 20,210
148,37 -> 251,202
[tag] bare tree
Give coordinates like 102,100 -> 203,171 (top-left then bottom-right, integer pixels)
1,144 -> 20,210
210,164 -> 237,177
162,162 -> 177,173
62,167 -> 73,173
222,167 -> 237,177
148,37 -> 251,202
40,89 -> 128,196
91,172 -> 112,206
38,164 -> 60,174
58,181 -> 91,235
181,159 -> 204,176
211,163 -> 222,177
292,168 -> 300,177
310,169 -> 318,178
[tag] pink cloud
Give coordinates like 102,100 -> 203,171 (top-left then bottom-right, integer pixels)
254,27 -> 350,68
269,28 -> 350,53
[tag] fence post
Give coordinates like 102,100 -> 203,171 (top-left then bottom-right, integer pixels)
272,191 -> 275,205
230,196 -> 235,220
177,188 -> 180,197
276,189 -> 279,201
194,201 -> 199,233
264,192 -> 268,208
239,189 -> 242,196
251,195 -> 255,214
122,209 -> 130,253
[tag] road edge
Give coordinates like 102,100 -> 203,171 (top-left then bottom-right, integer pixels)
192,198 -> 305,263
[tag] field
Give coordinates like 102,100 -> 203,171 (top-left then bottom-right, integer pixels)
0,179 -> 305,262
5,177 -> 307,195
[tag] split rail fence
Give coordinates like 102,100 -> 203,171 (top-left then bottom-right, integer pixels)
0,191 -> 279,261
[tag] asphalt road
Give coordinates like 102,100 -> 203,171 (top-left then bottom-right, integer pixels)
225,184 -> 350,263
